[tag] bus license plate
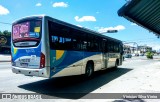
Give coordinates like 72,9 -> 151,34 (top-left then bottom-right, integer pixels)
20,63 -> 28,67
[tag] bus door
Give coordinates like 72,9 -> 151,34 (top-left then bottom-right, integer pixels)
103,40 -> 108,69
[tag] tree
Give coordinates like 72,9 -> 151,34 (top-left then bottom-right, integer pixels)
146,51 -> 153,59
0,31 -> 4,35
3,30 -> 11,36
0,30 -> 11,36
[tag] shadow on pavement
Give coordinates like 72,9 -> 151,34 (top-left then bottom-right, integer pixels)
18,67 -> 132,99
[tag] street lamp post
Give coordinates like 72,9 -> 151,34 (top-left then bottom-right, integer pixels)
100,30 -> 118,34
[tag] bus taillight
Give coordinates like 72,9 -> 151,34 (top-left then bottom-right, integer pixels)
40,53 -> 45,68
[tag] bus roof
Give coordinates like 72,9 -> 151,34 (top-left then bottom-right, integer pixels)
13,15 -> 122,43
118,0 -> 160,36
12,15 -> 45,24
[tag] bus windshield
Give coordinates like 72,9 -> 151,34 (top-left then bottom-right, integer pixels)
12,20 -> 42,47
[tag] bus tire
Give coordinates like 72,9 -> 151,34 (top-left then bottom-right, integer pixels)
114,59 -> 119,69
85,62 -> 94,77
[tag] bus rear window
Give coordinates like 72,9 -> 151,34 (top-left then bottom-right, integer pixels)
12,20 -> 41,47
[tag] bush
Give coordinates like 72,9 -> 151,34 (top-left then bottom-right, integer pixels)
146,51 -> 153,59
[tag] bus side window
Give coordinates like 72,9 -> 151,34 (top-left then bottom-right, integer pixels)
52,36 -> 58,43
82,41 -> 87,50
50,36 -> 59,49
77,39 -> 82,50
108,42 -> 111,52
72,39 -> 78,50
104,41 -> 108,52
64,37 -> 72,50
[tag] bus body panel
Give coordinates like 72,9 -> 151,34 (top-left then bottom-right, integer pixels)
49,52 -> 121,78
11,16 -> 50,78
49,50 -> 102,78
108,53 -> 120,67
11,43 -> 50,78
103,53 -> 121,68
11,43 -> 41,69
52,53 -> 103,78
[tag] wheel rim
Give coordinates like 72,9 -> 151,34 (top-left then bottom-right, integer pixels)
86,64 -> 92,77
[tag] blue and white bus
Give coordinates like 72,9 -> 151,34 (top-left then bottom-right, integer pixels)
11,15 -> 123,78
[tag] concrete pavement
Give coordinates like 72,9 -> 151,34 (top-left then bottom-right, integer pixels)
0,54 -> 11,62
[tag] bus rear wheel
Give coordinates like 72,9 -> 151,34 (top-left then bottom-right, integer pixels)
85,62 -> 94,77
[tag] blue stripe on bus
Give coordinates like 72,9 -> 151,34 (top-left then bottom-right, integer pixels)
11,44 -> 41,61
50,50 -> 101,77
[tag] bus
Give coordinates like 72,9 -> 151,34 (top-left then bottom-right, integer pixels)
11,15 -> 123,78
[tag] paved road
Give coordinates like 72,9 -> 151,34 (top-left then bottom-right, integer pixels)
0,56 -> 160,102
0,62 -> 11,70
0,55 -> 11,62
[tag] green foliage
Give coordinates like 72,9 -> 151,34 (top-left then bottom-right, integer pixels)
0,30 -> 11,36
146,51 -> 153,59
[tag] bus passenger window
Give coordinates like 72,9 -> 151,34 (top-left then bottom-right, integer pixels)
72,39 -> 77,50
50,36 -> 60,49
52,36 -> 58,43
64,37 -> 72,50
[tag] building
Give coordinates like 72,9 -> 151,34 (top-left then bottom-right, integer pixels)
123,44 -> 152,55
123,44 -> 132,54
137,46 -> 152,54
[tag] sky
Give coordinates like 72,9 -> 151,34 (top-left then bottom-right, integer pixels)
0,0 -> 160,50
